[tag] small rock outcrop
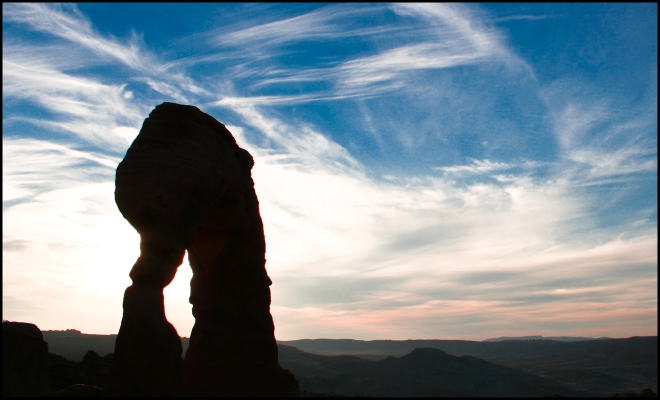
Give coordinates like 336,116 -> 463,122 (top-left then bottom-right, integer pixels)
3,321 -> 52,397
105,102 -> 297,396
48,353 -> 79,392
49,350 -> 113,393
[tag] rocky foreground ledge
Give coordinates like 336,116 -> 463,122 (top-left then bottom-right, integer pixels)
3,322 -> 102,397
3,321 -> 299,397
3,322 -> 52,396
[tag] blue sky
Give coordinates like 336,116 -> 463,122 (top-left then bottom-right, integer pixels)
3,3 -> 657,340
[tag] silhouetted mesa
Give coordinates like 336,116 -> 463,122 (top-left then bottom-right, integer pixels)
105,102 -> 298,396
3,322 -> 51,397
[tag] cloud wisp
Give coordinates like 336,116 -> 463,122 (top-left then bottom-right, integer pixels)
3,58 -> 142,151
213,102 -> 656,340
198,3 -> 530,106
2,3 -> 656,339
3,3 -> 146,70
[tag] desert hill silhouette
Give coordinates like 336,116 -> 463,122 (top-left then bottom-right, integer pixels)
39,329 -> 657,396
280,337 -> 658,394
278,345 -> 585,397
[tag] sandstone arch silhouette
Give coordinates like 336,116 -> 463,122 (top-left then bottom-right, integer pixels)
103,102 -> 297,397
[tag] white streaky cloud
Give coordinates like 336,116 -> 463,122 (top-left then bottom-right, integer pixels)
328,3 -> 531,94
221,105 -> 362,173
526,233 -> 657,273
271,232 -> 656,340
216,7 -> 340,47
241,65 -> 405,99
543,82 -> 658,183
2,3 -> 655,340
436,159 -> 517,175
2,3 -> 146,71
140,78 -> 190,103
390,3 -> 503,57
209,91 -> 378,108
2,40 -> 105,72
3,138 -> 120,203
337,4 -> 502,89
574,117 -> 657,179
219,110 -> 586,282
214,5 -> 394,48
336,44 -> 484,89
3,58 -> 144,150
550,101 -> 610,150
218,110 -> 653,341
170,72 -> 212,97
273,262 -> 657,340
147,76 -> 212,102
1,3 -> 162,74
3,3 -> 209,103
205,3 -> 529,99
211,95 -> 317,108
569,147 -> 657,179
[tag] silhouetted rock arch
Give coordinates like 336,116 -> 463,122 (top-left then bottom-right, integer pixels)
103,102 -> 298,397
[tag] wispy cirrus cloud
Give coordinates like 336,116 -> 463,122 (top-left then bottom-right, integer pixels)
3,3 -> 210,103
215,6 -> 349,48
2,137 -> 119,206
2,39 -> 104,72
201,4 -> 654,340
273,232 -> 656,340
332,3 -> 531,93
3,58 -> 143,151
200,3 -> 529,101
209,95 -> 655,340
2,3 -> 656,340
213,5 -> 406,50
218,105 -> 361,173
2,3 -> 215,153
542,80 -> 658,184
435,159 -> 538,175
3,3 -> 147,71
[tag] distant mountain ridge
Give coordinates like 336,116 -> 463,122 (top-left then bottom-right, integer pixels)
278,345 -> 586,397
40,330 -> 657,396
279,337 -> 657,395
42,330 -> 120,362
483,335 -> 610,342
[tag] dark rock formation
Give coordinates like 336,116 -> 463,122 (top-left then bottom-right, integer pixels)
53,384 -> 102,398
49,352 -> 79,392
49,350 -> 113,393
102,285 -> 185,396
3,321 -> 52,397
77,351 -> 113,390
105,102 -> 297,396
